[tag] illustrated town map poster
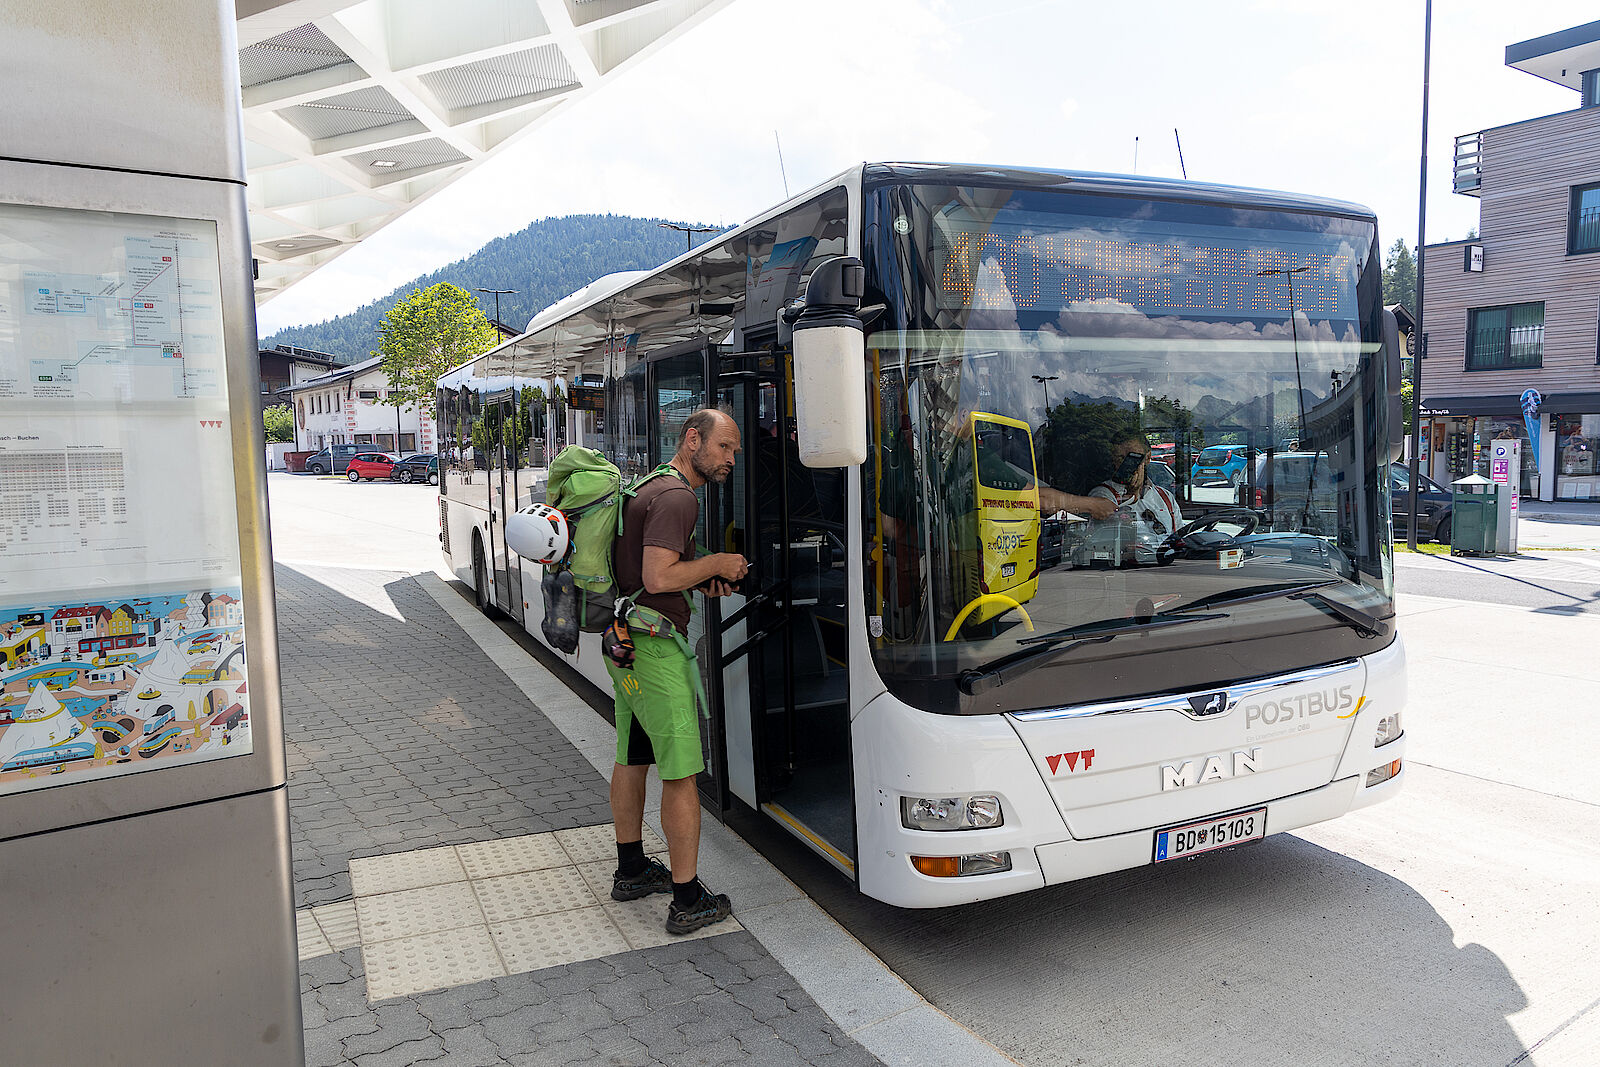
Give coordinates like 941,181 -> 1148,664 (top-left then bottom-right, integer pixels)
0,202 -> 254,794
0,588 -> 252,796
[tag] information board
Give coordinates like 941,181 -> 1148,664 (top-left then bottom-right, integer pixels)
0,202 -> 253,794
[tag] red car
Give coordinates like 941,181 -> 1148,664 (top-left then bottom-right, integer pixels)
345,452 -> 397,481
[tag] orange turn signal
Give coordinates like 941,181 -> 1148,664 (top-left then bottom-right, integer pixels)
910,855 -> 961,878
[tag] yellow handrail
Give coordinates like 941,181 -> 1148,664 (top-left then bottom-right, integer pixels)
944,595 -> 1034,641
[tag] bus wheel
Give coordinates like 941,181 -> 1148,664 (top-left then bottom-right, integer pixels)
473,539 -> 495,617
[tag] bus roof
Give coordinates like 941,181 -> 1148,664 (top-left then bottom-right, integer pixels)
446,161 -> 1377,380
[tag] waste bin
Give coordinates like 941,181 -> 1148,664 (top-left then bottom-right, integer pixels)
1450,473 -> 1498,555
284,450 -> 311,473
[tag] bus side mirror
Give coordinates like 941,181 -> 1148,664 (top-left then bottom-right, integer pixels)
1382,308 -> 1405,464
783,256 -> 868,468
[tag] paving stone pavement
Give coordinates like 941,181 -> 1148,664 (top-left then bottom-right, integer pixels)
276,563 -> 883,1066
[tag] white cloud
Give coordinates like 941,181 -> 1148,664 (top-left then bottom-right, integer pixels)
257,0 -> 1600,333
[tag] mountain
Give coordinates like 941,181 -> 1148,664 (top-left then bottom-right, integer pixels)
260,214 -> 721,362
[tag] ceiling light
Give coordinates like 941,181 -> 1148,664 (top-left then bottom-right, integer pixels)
370,159 -> 399,168
275,242 -> 298,248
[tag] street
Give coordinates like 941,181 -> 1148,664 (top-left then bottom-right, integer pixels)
269,472 -> 1600,1066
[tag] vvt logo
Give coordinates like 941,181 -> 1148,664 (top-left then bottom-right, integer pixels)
1045,749 -> 1095,775
1187,691 -> 1228,717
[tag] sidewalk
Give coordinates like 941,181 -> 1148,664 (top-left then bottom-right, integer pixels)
277,562 -> 1014,1067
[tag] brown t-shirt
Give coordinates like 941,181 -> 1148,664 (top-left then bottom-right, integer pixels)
615,470 -> 699,632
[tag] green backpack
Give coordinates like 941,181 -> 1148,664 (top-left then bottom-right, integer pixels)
544,447 -> 684,633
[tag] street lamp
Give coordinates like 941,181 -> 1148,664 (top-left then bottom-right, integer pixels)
1257,266 -> 1311,427
1031,374 -> 1059,413
474,287 -> 517,332
658,222 -> 719,251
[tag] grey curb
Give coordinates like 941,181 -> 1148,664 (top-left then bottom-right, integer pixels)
416,570 -> 1021,1067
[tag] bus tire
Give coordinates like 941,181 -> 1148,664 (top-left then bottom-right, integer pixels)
473,537 -> 496,617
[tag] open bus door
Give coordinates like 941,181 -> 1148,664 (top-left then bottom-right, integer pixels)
707,347 -> 855,874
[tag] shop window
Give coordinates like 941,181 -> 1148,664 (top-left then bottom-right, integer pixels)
1570,182 -> 1600,254
399,433 -> 416,452
1555,414 -> 1600,500
1466,303 -> 1544,370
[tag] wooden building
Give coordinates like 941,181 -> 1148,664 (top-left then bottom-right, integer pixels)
1421,20 -> 1600,500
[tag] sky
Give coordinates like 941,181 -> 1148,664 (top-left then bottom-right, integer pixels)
255,0 -> 1600,335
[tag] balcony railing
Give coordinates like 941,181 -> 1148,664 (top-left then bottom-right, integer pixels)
1454,131 -> 1483,195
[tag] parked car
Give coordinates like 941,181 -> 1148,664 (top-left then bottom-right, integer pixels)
1390,465 -> 1454,543
389,453 -> 439,485
345,452 -> 398,481
1248,452 -> 1340,536
1190,444 -> 1252,487
304,444 -> 360,475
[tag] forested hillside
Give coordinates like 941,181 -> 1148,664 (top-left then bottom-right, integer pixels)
261,214 -> 719,361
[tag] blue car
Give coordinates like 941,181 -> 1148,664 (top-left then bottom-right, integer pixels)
1190,445 -> 1251,487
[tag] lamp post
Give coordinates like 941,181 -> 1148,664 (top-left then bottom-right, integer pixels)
1407,0 -> 1433,552
1031,374 -> 1059,414
1257,266 -> 1311,427
658,222 -> 719,251
474,287 -> 517,332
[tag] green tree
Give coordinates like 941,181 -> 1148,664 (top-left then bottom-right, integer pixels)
375,283 -> 500,417
263,403 -> 295,443
1382,239 -> 1416,312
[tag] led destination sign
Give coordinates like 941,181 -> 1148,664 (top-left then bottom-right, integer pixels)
934,221 -> 1358,320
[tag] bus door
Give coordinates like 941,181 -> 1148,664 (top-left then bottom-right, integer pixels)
646,345 -> 728,816
710,354 -> 855,874
487,391 -> 524,624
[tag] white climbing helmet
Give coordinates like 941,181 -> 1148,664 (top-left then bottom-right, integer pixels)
506,502 -> 569,564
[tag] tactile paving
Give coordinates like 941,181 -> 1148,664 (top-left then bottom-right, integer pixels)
472,865 -> 598,924
348,844 -> 466,896
362,925 -> 505,1001
296,908 -> 332,961
312,899 -> 362,951
603,897 -> 743,951
355,880 -> 484,944
489,906 -> 630,974
555,822 -> 667,865
456,832 -> 569,879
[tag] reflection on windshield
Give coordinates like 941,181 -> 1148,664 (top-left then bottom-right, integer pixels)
864,182 -> 1393,713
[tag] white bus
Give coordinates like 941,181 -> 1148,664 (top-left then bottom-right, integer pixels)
438,163 -> 1407,908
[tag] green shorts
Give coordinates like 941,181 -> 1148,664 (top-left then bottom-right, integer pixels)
606,633 -> 704,781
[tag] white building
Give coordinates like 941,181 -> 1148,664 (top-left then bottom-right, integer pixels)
281,356 -> 435,455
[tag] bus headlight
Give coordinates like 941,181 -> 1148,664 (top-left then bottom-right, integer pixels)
1374,712 -> 1402,747
901,794 -> 1004,831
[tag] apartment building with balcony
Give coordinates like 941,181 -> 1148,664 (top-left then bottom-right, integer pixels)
1421,20 -> 1600,500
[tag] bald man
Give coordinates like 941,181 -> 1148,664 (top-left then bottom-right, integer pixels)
606,408 -> 748,935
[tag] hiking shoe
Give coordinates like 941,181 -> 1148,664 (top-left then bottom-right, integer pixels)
665,886 -> 733,935
612,857 -> 672,901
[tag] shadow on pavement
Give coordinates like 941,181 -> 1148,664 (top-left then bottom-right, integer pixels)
747,814 -> 1529,1067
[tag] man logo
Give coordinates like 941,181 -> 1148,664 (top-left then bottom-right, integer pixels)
1187,691 -> 1228,717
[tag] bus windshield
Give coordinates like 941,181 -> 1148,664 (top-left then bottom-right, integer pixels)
864,180 -> 1393,714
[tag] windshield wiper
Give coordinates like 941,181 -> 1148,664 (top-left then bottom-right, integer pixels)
1168,578 -> 1387,638
1166,579 -> 1342,614
960,613 -> 1224,696
1286,588 -> 1387,638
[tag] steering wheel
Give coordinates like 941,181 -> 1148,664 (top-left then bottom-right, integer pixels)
1171,508 -> 1260,540
1160,508 -> 1260,562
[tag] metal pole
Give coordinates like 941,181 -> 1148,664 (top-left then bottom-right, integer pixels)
1408,0 -> 1432,551
474,287 -> 517,333
658,222 -> 719,250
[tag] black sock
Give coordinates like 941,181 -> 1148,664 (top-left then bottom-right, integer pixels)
616,840 -> 647,877
672,877 -> 702,909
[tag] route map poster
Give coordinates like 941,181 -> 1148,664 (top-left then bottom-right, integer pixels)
0,202 -> 253,793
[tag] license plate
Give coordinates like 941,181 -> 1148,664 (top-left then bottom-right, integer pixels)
1153,807 -> 1266,862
